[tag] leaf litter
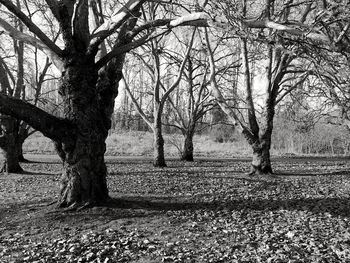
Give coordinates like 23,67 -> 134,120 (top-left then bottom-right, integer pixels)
1,157 -> 350,262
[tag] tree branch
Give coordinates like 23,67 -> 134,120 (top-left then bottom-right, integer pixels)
44,0 -> 60,22
0,94 -> 75,141
160,28 -> 196,106
121,76 -> 153,129
204,27 -> 242,129
0,56 -> 12,95
96,13 -> 210,68
0,18 -> 64,71
244,19 -> 330,43
71,0 -> 89,46
89,0 -> 146,51
0,0 -> 63,56
276,72 -> 310,104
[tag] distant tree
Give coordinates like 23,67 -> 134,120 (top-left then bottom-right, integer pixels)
166,55 -> 213,161
123,22 -> 196,167
308,52 -> 350,132
205,1 -> 312,175
0,1 -> 55,172
168,31 -> 239,161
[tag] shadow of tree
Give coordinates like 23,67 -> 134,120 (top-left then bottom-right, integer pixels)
106,196 -> 350,218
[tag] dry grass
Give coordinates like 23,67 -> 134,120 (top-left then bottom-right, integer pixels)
22,131 -> 253,158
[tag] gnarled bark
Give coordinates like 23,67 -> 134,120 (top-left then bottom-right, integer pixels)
249,142 -> 273,175
58,139 -> 109,207
56,55 -> 112,207
243,127 -> 273,176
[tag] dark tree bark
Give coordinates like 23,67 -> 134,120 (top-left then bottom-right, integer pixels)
56,54 -> 115,207
248,139 -> 273,175
0,116 -> 23,173
153,120 -> 166,167
181,128 -> 195,162
16,138 -> 28,163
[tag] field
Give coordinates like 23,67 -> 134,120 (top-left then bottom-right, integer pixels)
21,131 -> 253,158
1,154 -> 350,262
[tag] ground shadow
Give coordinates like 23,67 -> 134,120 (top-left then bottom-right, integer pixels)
105,195 -> 350,218
275,170 -> 350,177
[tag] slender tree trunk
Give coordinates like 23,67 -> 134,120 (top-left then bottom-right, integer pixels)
153,124 -> 166,167
16,124 -> 29,162
260,139 -> 273,173
17,142 -> 26,162
181,133 -> 194,161
181,127 -> 195,162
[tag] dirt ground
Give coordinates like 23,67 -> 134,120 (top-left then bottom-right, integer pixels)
1,155 -> 350,262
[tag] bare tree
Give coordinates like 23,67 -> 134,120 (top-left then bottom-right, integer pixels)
205,1 -> 312,174
167,56 -> 212,161
0,0 -> 60,172
166,31 -> 239,161
123,22 -> 196,167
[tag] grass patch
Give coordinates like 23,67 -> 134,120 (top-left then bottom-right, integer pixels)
23,131 -> 253,158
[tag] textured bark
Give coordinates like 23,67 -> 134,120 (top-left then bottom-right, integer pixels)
181,130 -> 194,162
247,138 -> 273,175
153,124 -> 166,167
1,138 -> 23,173
59,149 -> 109,207
0,116 -> 23,173
57,57 -> 111,208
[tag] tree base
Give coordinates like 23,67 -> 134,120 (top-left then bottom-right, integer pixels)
248,165 -> 273,176
180,155 -> 194,162
153,161 -> 167,168
0,162 -> 24,174
18,155 -> 31,163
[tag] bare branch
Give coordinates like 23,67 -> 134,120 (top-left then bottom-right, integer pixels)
0,18 -> 64,71
276,72 -> 310,104
44,0 -> 60,21
244,19 -> 330,43
160,28 -> 196,105
204,27 -> 241,129
0,94 -> 75,141
0,0 -> 63,56
96,12 -> 210,68
121,77 -> 153,129
89,0 -> 146,51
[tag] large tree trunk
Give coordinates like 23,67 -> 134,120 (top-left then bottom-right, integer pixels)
0,116 -> 23,173
59,138 -> 109,208
1,136 -> 23,173
243,128 -> 273,176
57,58 -> 111,208
181,129 -> 194,162
249,143 -> 273,175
